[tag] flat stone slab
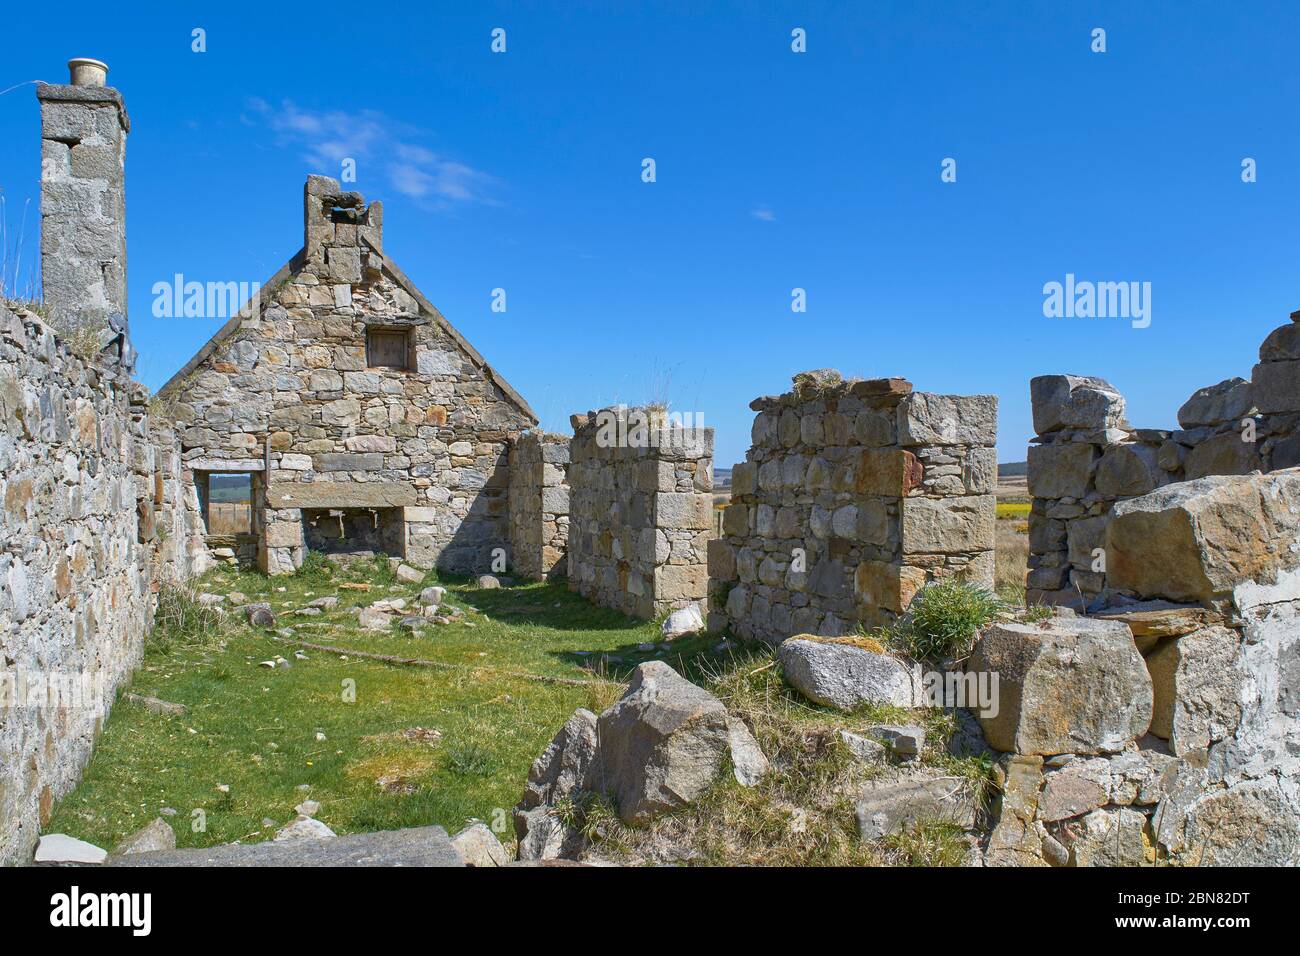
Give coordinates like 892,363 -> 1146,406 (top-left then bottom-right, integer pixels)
266,481 -> 418,508
106,826 -> 462,867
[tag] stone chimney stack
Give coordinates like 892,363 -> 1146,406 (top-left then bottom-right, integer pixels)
37,58 -> 132,366
303,174 -> 383,280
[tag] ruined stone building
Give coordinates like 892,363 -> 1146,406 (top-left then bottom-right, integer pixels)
158,175 -> 538,575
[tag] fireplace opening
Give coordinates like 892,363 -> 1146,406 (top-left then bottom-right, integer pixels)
302,506 -> 405,560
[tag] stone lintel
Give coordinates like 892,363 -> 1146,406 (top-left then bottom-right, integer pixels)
189,458 -> 265,472
267,482 -> 417,509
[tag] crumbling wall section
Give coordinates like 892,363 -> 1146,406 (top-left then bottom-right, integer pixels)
507,431 -> 570,580
567,407 -> 713,618
0,304 -> 200,865
1027,310 -> 1300,608
979,469 -> 1300,866
713,371 -> 997,645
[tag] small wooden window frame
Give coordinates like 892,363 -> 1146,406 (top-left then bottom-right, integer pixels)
366,328 -> 411,370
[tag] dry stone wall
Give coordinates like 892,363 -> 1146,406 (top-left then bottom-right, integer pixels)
979,468 -> 1300,866
0,303 -> 201,866
507,431 -> 570,580
1027,309 -> 1300,608
713,372 -> 997,645
160,175 -> 536,575
567,407 -> 713,619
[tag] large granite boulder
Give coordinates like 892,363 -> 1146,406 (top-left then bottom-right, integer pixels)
1026,442 -> 1098,500
1183,430 -> 1263,480
1251,358 -> 1300,413
1180,779 -> 1300,866
596,662 -> 767,825
517,708 -> 601,812
1107,470 -> 1300,603
1094,443 -> 1160,497
968,618 -> 1152,755
778,636 -> 916,710
450,822 -> 509,867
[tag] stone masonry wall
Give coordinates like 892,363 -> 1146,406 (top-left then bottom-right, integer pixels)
979,468 -> 1300,866
714,371 -> 997,645
0,303 -> 201,865
1027,308 -> 1300,609
507,431 -> 570,581
160,175 -> 536,575
567,407 -> 713,619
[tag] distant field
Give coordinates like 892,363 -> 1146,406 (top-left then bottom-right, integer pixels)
995,474 -> 1029,504
209,473 -> 252,504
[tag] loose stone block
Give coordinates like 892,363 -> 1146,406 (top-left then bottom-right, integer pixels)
1030,374 -> 1126,434
1107,470 -> 1300,603
778,637 -> 916,710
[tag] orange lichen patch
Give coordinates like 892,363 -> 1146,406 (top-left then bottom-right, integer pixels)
789,633 -> 888,654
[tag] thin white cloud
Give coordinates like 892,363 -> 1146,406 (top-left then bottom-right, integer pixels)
244,99 -> 499,207
751,207 -> 776,222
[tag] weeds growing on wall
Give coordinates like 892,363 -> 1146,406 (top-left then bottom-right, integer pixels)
890,580 -> 1004,662
1,192 -> 41,310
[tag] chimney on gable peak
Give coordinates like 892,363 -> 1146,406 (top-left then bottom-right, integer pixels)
304,175 -> 383,283
37,58 -> 133,368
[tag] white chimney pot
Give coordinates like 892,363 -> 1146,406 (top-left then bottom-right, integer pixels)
68,58 -> 109,87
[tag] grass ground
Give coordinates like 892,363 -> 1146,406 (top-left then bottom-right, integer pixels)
47,557 -> 736,852
48,553 -> 1002,865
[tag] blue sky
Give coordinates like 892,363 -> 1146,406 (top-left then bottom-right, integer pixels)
2,1 -> 1298,467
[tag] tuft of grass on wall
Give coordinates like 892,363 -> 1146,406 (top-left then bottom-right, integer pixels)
891,580 -> 1004,662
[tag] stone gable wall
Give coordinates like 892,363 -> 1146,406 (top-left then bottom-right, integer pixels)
1027,310 -> 1300,608
0,303 -> 201,865
507,431 -> 570,580
567,408 -> 713,618
163,175 -> 534,575
713,373 -> 997,645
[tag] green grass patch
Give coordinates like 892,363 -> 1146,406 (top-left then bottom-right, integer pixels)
46,559 -> 737,852
890,580 -> 1004,663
